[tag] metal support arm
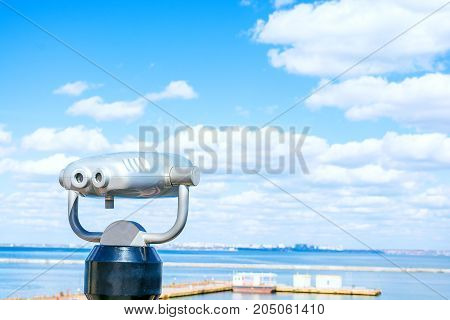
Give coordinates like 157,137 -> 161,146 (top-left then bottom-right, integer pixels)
67,185 -> 190,245
68,190 -> 102,242
143,185 -> 189,244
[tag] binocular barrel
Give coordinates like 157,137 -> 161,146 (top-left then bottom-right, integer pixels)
59,152 -> 200,198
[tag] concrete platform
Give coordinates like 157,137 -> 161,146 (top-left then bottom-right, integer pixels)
160,281 -> 232,299
12,281 -> 381,299
276,285 -> 381,296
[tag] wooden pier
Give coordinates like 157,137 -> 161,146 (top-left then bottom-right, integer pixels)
161,282 -> 381,298
160,281 -> 232,299
276,285 -> 381,296
13,281 -> 381,300
12,281 -> 233,300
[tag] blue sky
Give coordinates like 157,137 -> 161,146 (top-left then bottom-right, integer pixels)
0,0 -> 449,249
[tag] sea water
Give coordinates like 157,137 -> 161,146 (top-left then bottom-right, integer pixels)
0,247 -> 449,300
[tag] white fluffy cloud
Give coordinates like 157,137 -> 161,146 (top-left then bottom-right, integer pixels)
253,0 -> 450,76
0,125 -> 15,156
306,164 -> 411,186
0,146 -> 14,157
134,126 -> 450,189
2,126 -> 450,248
0,124 -> 12,144
318,131 -> 450,172
19,126 -> 141,153
13,125 -> 450,184
53,81 -> 98,96
66,80 -> 197,121
67,96 -> 146,121
146,80 -> 198,101
306,73 -> 450,130
0,154 -> 78,175
21,126 -> 110,152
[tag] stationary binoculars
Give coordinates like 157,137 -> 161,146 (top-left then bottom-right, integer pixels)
59,152 -> 200,299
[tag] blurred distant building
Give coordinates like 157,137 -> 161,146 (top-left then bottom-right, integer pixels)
293,274 -> 312,288
315,275 -> 343,289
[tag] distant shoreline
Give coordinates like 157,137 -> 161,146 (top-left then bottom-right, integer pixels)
0,245 -> 449,257
1,258 -> 450,274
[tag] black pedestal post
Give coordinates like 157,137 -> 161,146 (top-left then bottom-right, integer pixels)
84,245 -> 162,300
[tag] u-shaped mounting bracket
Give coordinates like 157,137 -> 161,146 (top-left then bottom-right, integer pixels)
68,185 -> 190,245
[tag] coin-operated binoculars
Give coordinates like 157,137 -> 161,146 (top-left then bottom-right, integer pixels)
59,152 -> 200,299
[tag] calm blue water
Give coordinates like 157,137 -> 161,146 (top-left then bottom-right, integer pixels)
0,247 -> 449,300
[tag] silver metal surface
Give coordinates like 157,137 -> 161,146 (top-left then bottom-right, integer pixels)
143,185 -> 189,244
169,167 -> 200,186
68,190 -> 102,242
60,152 -> 200,199
100,221 -> 146,247
61,152 -> 199,246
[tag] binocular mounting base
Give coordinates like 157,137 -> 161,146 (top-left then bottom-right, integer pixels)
84,245 -> 162,300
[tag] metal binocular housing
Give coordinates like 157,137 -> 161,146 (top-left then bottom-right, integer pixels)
59,152 -> 200,245
59,152 -> 200,300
